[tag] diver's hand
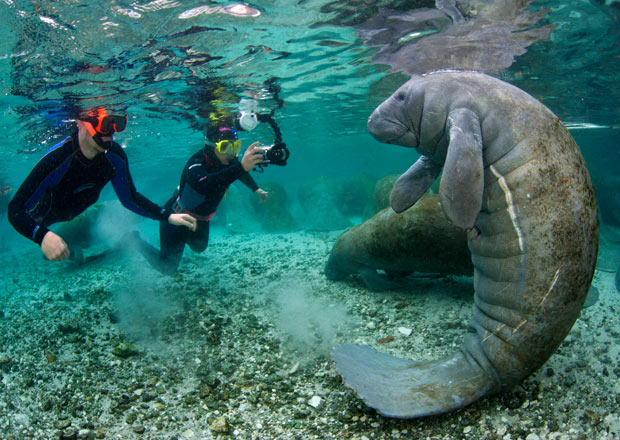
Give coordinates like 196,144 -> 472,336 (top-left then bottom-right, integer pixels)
168,213 -> 197,231
241,142 -> 264,171
255,188 -> 268,203
41,231 -> 70,261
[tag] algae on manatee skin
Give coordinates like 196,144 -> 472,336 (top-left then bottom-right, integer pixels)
112,343 -> 139,359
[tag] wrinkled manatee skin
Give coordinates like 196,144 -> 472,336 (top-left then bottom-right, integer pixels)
332,71 -> 599,418
325,194 -> 472,288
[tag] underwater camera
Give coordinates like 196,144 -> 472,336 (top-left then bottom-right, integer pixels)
257,142 -> 289,167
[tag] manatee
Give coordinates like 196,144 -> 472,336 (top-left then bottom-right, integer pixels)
221,184 -> 262,234
583,285 -> 599,308
372,174 -> 400,213
298,176 -> 352,231
249,181 -> 296,232
356,0 -> 553,76
332,71 -> 599,418
337,174 -> 378,220
325,194 -> 472,291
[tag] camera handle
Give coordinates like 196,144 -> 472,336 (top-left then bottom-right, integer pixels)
257,113 -> 283,145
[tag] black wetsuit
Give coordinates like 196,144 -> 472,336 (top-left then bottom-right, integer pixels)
135,146 -> 258,275
8,133 -> 171,245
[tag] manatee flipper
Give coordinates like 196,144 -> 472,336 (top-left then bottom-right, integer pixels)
391,155 -> 442,213
583,286 -> 600,308
439,108 -> 484,230
384,269 -> 413,279
359,267 -> 400,291
332,341 -> 498,418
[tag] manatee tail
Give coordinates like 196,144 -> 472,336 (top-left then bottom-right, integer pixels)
331,340 -> 500,418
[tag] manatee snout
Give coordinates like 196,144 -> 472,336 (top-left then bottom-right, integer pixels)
367,104 -> 417,147
324,253 -> 348,280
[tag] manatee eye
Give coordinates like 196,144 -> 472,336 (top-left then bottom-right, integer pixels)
395,92 -> 406,102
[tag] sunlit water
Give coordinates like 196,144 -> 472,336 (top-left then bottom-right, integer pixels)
1,0 -> 618,186
0,1 -> 618,265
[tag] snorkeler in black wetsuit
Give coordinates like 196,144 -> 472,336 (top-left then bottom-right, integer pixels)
8,108 -> 196,262
130,122 -> 267,275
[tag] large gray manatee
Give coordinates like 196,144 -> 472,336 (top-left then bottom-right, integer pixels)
331,71 -> 599,418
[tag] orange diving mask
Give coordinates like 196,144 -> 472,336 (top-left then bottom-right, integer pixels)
82,109 -> 127,136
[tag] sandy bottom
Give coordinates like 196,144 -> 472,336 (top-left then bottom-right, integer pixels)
0,225 -> 618,440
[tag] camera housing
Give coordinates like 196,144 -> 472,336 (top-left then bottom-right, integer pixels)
256,142 -> 289,166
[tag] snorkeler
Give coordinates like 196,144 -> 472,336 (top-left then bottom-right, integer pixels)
129,119 -> 267,275
8,108 -> 197,262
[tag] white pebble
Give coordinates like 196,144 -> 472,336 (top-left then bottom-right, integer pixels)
398,327 -> 412,336
308,395 -> 322,408
366,321 -> 376,330
525,434 -> 540,440
289,361 -> 300,374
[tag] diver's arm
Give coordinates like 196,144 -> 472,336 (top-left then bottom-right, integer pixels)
188,143 -> 264,193
40,231 -> 70,261
8,179 -> 51,245
9,176 -> 71,259
106,146 -> 195,230
188,161 -> 246,193
105,146 -> 172,220
238,170 -> 259,192
8,142 -> 72,244
254,188 -> 268,202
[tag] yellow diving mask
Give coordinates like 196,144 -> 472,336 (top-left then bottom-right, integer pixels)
215,139 -> 242,155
